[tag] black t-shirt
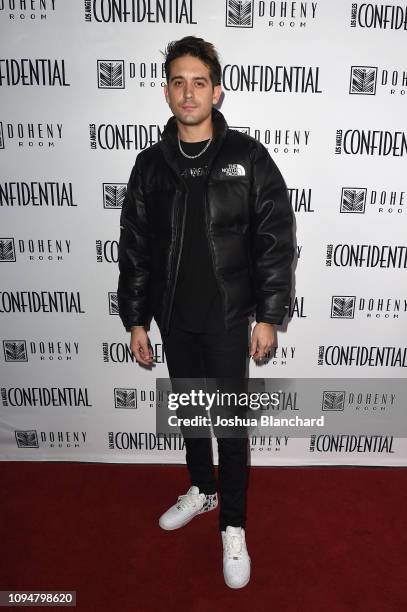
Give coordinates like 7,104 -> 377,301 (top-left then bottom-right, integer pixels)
170,138 -> 225,333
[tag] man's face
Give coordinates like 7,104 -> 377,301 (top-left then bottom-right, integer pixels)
164,54 -> 222,127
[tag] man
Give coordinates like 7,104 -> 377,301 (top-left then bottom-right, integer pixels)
117,36 -> 295,589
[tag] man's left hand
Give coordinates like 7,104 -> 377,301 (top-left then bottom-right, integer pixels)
250,322 -> 275,361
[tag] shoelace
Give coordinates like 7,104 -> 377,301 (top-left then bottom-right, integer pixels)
176,492 -> 201,511
224,533 -> 244,560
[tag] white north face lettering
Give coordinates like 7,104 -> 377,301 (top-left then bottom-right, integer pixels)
220,163 -> 246,177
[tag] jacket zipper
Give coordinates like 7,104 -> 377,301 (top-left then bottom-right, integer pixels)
164,178 -> 188,334
202,177 -> 229,330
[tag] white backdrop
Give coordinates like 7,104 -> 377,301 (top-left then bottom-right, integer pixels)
1,0 -> 406,465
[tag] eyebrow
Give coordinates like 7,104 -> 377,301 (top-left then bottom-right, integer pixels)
170,75 -> 209,83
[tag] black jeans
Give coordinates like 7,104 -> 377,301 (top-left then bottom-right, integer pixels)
160,321 -> 249,531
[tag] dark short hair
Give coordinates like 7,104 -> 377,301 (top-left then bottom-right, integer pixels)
163,36 -> 221,86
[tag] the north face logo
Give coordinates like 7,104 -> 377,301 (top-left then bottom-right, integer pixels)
221,164 -> 246,177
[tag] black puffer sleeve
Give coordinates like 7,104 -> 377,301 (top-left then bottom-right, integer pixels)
117,153 -> 153,332
250,143 -> 295,325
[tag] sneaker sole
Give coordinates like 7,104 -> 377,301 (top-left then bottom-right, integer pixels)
159,502 -> 218,531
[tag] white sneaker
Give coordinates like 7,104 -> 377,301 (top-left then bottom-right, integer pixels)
159,485 -> 218,531
221,526 -> 251,589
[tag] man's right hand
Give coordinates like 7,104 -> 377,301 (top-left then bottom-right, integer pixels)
130,326 -> 154,366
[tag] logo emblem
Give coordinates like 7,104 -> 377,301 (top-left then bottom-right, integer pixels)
3,341 -> 28,362
114,388 -> 137,409
0,238 -> 16,262
221,163 -> 246,177
340,188 -> 367,213
103,183 -> 127,208
331,296 -> 356,319
109,292 -> 118,315
349,66 -> 377,95
226,0 -> 254,28
15,430 -> 39,448
322,391 -> 345,411
97,60 -> 125,89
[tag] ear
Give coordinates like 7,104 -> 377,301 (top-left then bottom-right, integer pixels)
164,83 -> 169,103
212,84 -> 222,104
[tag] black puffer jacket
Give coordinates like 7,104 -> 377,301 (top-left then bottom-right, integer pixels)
117,107 -> 295,334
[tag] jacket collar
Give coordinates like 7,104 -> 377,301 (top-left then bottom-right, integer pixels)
159,106 -> 228,176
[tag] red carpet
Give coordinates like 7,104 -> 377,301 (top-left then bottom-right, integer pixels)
1,462 -> 406,611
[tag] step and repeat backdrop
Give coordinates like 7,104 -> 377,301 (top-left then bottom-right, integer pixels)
1,1 -> 406,466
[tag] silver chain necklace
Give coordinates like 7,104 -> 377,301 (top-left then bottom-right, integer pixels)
177,134 -> 213,159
